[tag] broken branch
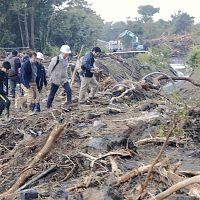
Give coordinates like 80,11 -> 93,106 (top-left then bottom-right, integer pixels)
150,175 -> 200,200
0,124 -> 66,197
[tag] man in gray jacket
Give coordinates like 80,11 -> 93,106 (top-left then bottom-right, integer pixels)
47,45 -> 72,108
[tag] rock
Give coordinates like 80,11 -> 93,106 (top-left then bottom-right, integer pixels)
51,189 -> 68,200
87,137 -> 107,150
107,137 -> 137,152
85,112 -> 101,119
86,134 -> 136,152
188,150 -> 200,158
188,108 -> 200,117
82,186 -> 123,200
107,107 -> 121,114
20,189 -> 38,200
138,102 -> 158,111
68,192 -> 83,200
120,160 -> 139,171
77,123 -> 87,128
93,120 -> 107,130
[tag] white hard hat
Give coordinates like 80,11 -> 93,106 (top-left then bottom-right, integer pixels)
36,52 -> 44,60
60,45 -> 71,54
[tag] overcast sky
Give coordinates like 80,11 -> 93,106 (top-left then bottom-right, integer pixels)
87,0 -> 199,23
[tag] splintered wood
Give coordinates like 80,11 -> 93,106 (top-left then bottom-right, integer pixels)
0,124 -> 66,198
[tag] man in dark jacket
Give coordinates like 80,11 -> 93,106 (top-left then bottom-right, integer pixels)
78,47 -> 101,103
7,50 -> 21,98
21,52 -> 39,112
0,61 -> 11,117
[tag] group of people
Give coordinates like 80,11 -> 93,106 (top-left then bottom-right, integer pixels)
0,45 -> 102,117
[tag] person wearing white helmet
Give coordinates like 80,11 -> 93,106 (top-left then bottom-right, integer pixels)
21,51 -> 39,112
34,52 -> 47,112
47,45 -> 72,108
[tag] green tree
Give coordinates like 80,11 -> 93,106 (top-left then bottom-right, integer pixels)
138,5 -> 160,23
50,6 -> 104,52
170,10 -> 195,34
187,45 -> 200,68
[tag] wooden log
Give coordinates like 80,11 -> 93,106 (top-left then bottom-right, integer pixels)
158,76 -> 200,87
0,124 -> 66,197
117,161 -> 164,185
17,165 -> 56,192
70,45 -> 84,88
135,137 -> 185,146
150,175 -> 200,200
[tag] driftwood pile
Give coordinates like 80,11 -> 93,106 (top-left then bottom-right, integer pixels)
149,34 -> 195,56
0,47 -> 200,199
0,81 -> 200,200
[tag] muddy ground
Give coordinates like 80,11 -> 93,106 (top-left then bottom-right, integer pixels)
1,52 -> 200,199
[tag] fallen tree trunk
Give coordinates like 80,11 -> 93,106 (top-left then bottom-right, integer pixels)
117,161 -> 165,185
135,137 -> 185,146
150,175 -> 200,200
113,112 -> 159,123
0,124 -> 66,197
158,76 -> 200,87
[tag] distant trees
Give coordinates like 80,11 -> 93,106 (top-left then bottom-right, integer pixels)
0,1 -> 198,54
187,46 -> 200,68
50,7 -> 103,52
138,5 -> 160,23
0,0 -> 104,54
170,10 -> 195,34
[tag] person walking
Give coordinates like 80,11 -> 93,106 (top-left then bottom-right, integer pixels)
47,45 -> 72,108
34,52 -> 47,112
0,61 -> 11,117
7,50 -> 21,98
78,47 -> 101,103
21,52 -> 39,112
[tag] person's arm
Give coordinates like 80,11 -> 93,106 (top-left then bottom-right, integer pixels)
43,66 -> 48,86
5,74 -> 9,95
1,73 -> 9,95
14,58 -> 21,75
66,63 -> 72,80
21,63 -> 30,88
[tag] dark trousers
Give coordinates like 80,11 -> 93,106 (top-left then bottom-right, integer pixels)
10,79 -> 17,96
47,82 -> 72,108
0,94 -> 11,117
9,77 -> 23,96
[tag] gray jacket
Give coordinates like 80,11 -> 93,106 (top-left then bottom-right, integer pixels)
48,55 -> 71,85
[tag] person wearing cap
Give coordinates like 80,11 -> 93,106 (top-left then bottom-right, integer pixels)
21,52 -> 39,112
34,52 -> 47,112
47,45 -> 72,108
0,61 -> 11,117
78,46 -> 101,103
6,50 -> 21,98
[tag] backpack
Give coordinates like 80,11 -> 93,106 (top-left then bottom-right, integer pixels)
7,57 -> 18,77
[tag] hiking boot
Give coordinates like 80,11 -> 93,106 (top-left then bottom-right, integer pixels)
62,101 -> 72,106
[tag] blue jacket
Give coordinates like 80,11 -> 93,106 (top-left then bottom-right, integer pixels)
36,62 -> 47,91
21,60 -> 33,88
0,70 -> 8,95
82,52 -> 95,77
